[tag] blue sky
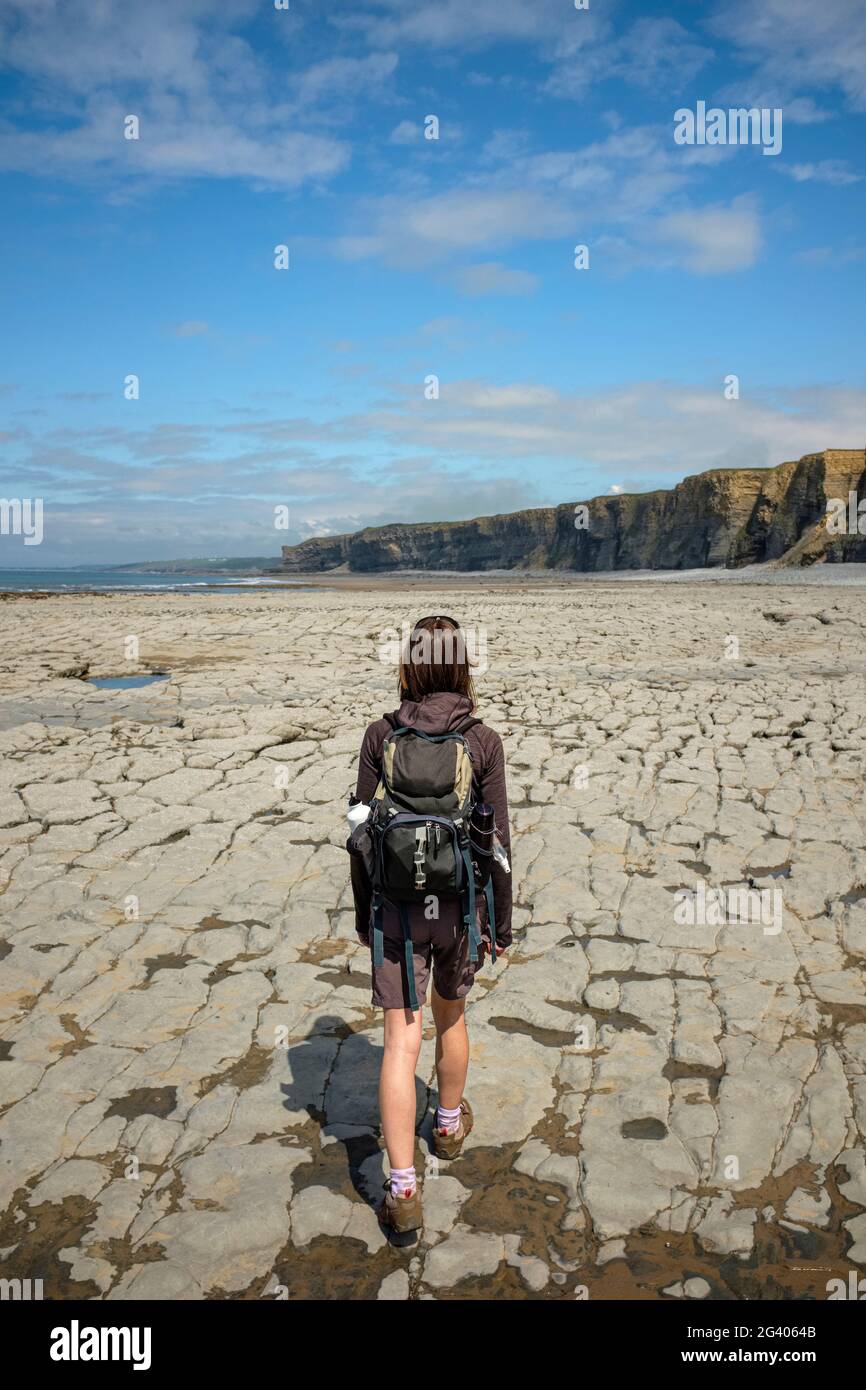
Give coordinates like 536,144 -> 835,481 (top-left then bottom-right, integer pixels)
1,0 -> 864,565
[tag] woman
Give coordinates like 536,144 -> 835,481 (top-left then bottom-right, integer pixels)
349,614 -> 512,1234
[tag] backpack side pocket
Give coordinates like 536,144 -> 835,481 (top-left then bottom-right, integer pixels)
348,821 -> 376,880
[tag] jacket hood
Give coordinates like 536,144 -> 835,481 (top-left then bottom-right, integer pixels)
388,691 -> 475,734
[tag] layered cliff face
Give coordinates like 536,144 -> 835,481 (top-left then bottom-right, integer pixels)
281,449 -> 866,573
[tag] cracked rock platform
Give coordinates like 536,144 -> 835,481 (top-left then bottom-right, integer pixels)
1,579 -> 865,1300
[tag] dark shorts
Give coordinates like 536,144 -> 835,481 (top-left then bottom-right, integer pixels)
370,905 -> 490,1011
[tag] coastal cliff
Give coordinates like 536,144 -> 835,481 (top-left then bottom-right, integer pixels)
281,449 -> 866,573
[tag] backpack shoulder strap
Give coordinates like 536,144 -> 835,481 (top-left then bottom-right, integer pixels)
454,715 -> 482,734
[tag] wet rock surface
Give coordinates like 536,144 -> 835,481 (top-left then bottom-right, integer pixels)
0,582 -> 865,1300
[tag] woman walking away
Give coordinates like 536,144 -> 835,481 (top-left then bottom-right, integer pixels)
347,615 -> 512,1235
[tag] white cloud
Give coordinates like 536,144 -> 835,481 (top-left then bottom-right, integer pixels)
407,189 -> 569,249
0,115 -> 348,187
0,0 -> 259,93
653,197 -> 762,274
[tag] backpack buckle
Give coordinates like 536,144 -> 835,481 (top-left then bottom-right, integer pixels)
413,825 -> 427,889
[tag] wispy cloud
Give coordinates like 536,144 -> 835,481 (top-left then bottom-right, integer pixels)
332,118 -> 764,279
547,16 -> 713,99
388,120 -> 424,146
354,377 -> 866,478
6,378 -> 864,562
335,187 -> 573,266
170,321 -> 210,338
1,0 -> 863,568
0,0 -> 361,186
709,0 -> 866,112
793,244 -> 866,266
778,159 -> 861,185
331,0 -> 568,50
450,262 -> 539,297
652,196 -> 762,274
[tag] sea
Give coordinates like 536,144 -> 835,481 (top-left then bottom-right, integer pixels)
0,568 -> 312,594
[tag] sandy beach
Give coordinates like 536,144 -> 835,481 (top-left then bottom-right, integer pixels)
1,575 -> 865,1300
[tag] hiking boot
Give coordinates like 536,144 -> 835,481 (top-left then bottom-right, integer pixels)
433,1098 -> 473,1160
378,1181 -> 423,1234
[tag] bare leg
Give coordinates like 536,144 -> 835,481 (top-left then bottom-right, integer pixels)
431,987 -> 469,1109
379,1006 -> 422,1170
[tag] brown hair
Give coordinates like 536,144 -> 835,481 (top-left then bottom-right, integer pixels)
399,615 -> 476,707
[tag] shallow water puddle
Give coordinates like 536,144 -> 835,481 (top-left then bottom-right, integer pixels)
87,673 -> 170,690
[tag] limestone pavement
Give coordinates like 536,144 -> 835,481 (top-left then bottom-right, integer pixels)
0,581 -> 864,1299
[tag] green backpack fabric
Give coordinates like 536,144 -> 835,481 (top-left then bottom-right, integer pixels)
367,718 -> 496,1009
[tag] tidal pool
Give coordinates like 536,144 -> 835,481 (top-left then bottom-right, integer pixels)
88,673 -> 170,690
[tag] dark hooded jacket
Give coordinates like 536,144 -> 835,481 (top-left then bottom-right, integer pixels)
349,690 -> 513,950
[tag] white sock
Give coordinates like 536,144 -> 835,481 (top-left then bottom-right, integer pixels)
390,1165 -> 416,1197
436,1103 -> 462,1134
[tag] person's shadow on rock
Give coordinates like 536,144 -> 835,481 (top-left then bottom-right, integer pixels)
281,1014 -> 431,1225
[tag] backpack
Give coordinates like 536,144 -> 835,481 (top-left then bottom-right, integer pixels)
364,715 -> 496,1009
